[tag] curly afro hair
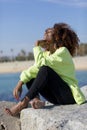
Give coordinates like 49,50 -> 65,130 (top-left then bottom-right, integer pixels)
52,23 -> 79,56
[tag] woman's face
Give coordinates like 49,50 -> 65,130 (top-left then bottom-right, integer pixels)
43,28 -> 56,53
44,28 -> 54,42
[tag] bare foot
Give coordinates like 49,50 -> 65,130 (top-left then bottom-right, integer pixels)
30,98 -> 45,109
5,97 -> 29,116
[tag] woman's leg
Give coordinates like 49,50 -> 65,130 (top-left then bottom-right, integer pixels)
5,66 -> 75,116
5,78 -> 45,116
26,78 -> 40,99
26,79 -> 45,109
26,66 -> 75,105
5,96 -> 29,116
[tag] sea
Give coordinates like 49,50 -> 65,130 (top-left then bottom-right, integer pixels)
0,70 -> 87,102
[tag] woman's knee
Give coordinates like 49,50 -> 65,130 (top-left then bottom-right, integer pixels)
39,65 -> 52,73
40,65 -> 52,71
40,65 -> 48,69
40,65 -> 55,73
37,66 -> 50,78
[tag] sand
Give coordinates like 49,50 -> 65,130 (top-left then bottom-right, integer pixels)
0,56 -> 87,74
73,56 -> 87,70
0,61 -> 34,73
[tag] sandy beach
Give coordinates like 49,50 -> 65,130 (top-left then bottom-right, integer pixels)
0,56 -> 87,74
73,56 -> 87,70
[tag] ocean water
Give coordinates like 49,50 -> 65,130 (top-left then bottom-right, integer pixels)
0,71 -> 87,102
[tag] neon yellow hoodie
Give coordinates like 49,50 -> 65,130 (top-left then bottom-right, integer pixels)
20,46 -> 86,105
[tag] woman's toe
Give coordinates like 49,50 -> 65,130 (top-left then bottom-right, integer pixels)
5,108 -> 13,116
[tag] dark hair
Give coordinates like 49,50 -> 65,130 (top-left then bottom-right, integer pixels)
52,23 -> 79,56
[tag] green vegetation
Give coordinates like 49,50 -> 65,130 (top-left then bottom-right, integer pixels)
0,49 -> 34,62
0,43 -> 87,62
77,43 -> 87,56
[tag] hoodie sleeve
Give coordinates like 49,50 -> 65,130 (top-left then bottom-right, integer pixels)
20,46 -> 49,84
20,65 -> 39,84
33,46 -> 58,69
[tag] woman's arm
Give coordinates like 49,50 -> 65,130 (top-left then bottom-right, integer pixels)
33,45 -> 58,69
13,80 -> 23,100
20,65 -> 39,84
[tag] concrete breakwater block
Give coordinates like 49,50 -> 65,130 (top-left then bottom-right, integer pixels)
21,86 -> 87,130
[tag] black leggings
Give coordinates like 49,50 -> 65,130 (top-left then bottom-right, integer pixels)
25,66 -> 75,105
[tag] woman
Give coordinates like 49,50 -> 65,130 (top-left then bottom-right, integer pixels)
5,23 -> 86,116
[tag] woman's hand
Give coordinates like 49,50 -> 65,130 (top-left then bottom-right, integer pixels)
13,81 -> 23,100
35,40 -> 40,46
35,40 -> 49,50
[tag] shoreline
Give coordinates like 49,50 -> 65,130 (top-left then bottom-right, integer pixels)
0,56 -> 87,74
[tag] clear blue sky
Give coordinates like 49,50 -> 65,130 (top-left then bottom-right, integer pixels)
0,0 -> 87,56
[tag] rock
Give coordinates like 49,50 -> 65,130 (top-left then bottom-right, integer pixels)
81,85 -> 87,99
1,86 -> 86,130
0,101 -> 20,130
21,86 -> 87,130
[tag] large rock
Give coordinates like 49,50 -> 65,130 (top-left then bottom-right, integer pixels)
21,86 -> 87,130
0,101 -> 20,130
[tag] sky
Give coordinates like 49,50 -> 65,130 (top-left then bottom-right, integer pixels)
0,0 -> 87,56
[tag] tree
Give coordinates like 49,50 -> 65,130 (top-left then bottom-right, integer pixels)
77,43 -> 87,56
27,52 -> 34,60
10,48 -> 14,61
0,50 -> 3,62
16,49 -> 27,61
